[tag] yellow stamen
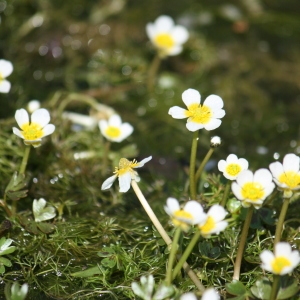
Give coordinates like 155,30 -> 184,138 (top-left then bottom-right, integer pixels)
21,122 -> 44,141
105,126 -> 121,138
114,158 -> 138,176
241,182 -> 264,201
278,171 -> 300,189
185,103 -> 212,124
271,256 -> 291,274
154,33 -> 174,49
226,163 -> 242,177
199,216 -> 215,234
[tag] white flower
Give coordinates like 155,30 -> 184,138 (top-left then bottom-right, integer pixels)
99,114 -> 133,142
12,108 -> 55,148
202,288 -> 220,300
146,15 -> 189,57
218,154 -> 249,180
198,205 -> 228,237
210,136 -> 221,148
0,59 -> 13,93
101,156 -> 152,193
27,100 -> 41,113
260,242 -> 300,275
269,153 -> 300,198
231,169 -> 275,209
164,198 -> 206,231
33,198 -> 56,222
168,89 -> 225,132
180,292 -> 197,300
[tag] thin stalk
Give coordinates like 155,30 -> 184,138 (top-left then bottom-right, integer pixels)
166,227 -> 181,285
269,275 -> 280,300
147,54 -> 161,92
102,141 -> 111,176
189,131 -> 199,200
0,200 -> 12,217
220,180 -> 231,207
131,180 -> 205,292
274,197 -> 290,246
172,230 -> 201,280
194,147 -> 215,185
233,206 -> 254,281
19,146 -> 31,175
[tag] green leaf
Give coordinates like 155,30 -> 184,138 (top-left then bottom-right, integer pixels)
0,265 -> 5,273
0,256 -> 12,267
71,265 -> 104,277
36,222 -> 56,234
5,171 -> 28,201
33,198 -> 56,222
277,277 -> 299,299
0,237 -> 16,256
251,278 -> 272,300
226,281 -> 247,296
97,247 -> 116,257
227,295 -> 246,300
101,256 -> 116,268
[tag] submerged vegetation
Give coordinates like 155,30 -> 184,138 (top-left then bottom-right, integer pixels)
0,0 -> 300,299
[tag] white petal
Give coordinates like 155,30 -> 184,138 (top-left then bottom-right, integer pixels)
114,123 -> 133,142
236,170 -> 254,186
171,26 -> 189,44
183,200 -> 204,224
186,121 -> 204,132
15,109 -> 29,128
154,15 -> 174,33
165,197 -> 180,216
167,45 -> 183,56
182,89 -> 201,107
146,23 -> 156,39
0,80 -> 11,93
203,118 -> 222,131
108,114 -> 122,127
263,182 -> 275,198
269,161 -> 284,180
283,153 -> 300,172
41,124 -> 55,137
260,250 -> 274,272
135,156 -> 152,168
12,127 -> 24,139
231,182 -> 243,200
101,175 -> 117,190
180,292 -> 197,300
227,154 -> 238,163
290,251 -> 300,268
253,169 -> 273,185
202,288 -> 220,300
239,158 -> 249,170
203,94 -> 224,110
275,242 -> 292,257
212,109 -> 226,119
207,205 -> 228,222
118,173 -> 132,192
168,106 -> 188,119
0,59 -> 13,77
218,160 -> 226,172
31,108 -> 51,127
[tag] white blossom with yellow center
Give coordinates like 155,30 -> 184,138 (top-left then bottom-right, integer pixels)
99,114 -> 133,143
168,89 -> 225,132
198,205 -> 228,238
101,156 -> 152,193
231,169 -> 275,209
13,108 -> 55,148
218,154 -> 249,180
0,59 -> 13,93
260,242 -> 300,275
269,153 -> 300,198
146,15 -> 189,57
164,198 -> 206,232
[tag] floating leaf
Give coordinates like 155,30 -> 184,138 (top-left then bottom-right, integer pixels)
36,222 -> 56,234
226,281 -> 247,296
277,276 -> 299,299
251,278 -> 272,300
101,256 -> 117,268
33,198 -> 56,222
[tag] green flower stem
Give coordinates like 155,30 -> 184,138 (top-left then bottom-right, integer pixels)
274,197 -> 290,246
102,141 -> 111,176
166,227 -> 181,285
172,230 -> 201,280
194,147 -> 215,185
131,180 -> 205,292
269,275 -> 280,300
189,131 -> 199,200
233,206 -> 254,281
0,200 -> 12,217
147,54 -> 161,92
220,180 -> 231,207
19,146 -> 31,175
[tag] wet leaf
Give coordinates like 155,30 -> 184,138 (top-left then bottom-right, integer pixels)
226,281 -> 247,296
101,256 -> 116,268
277,277 -> 299,299
250,278 -> 271,300
36,222 -> 56,234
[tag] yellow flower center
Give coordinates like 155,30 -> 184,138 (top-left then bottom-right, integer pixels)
154,33 -> 175,49
185,103 -> 212,124
114,158 -> 138,176
226,163 -> 242,177
278,171 -> 300,189
271,256 -> 291,274
199,216 -> 215,234
105,126 -> 121,139
172,210 -> 193,231
241,182 -> 264,201
0,72 -> 4,81
21,122 -> 44,140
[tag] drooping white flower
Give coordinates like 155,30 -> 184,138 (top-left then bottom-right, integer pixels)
0,59 -> 13,93
218,154 -> 249,180
198,205 -> 228,238
99,114 -> 133,143
101,156 -> 152,193
269,153 -> 300,198
164,197 -> 206,231
27,100 -> 41,113
33,198 -> 56,222
260,242 -> 300,275
13,108 -> 55,148
231,169 -> 275,209
146,15 -> 189,57
168,89 -> 225,132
